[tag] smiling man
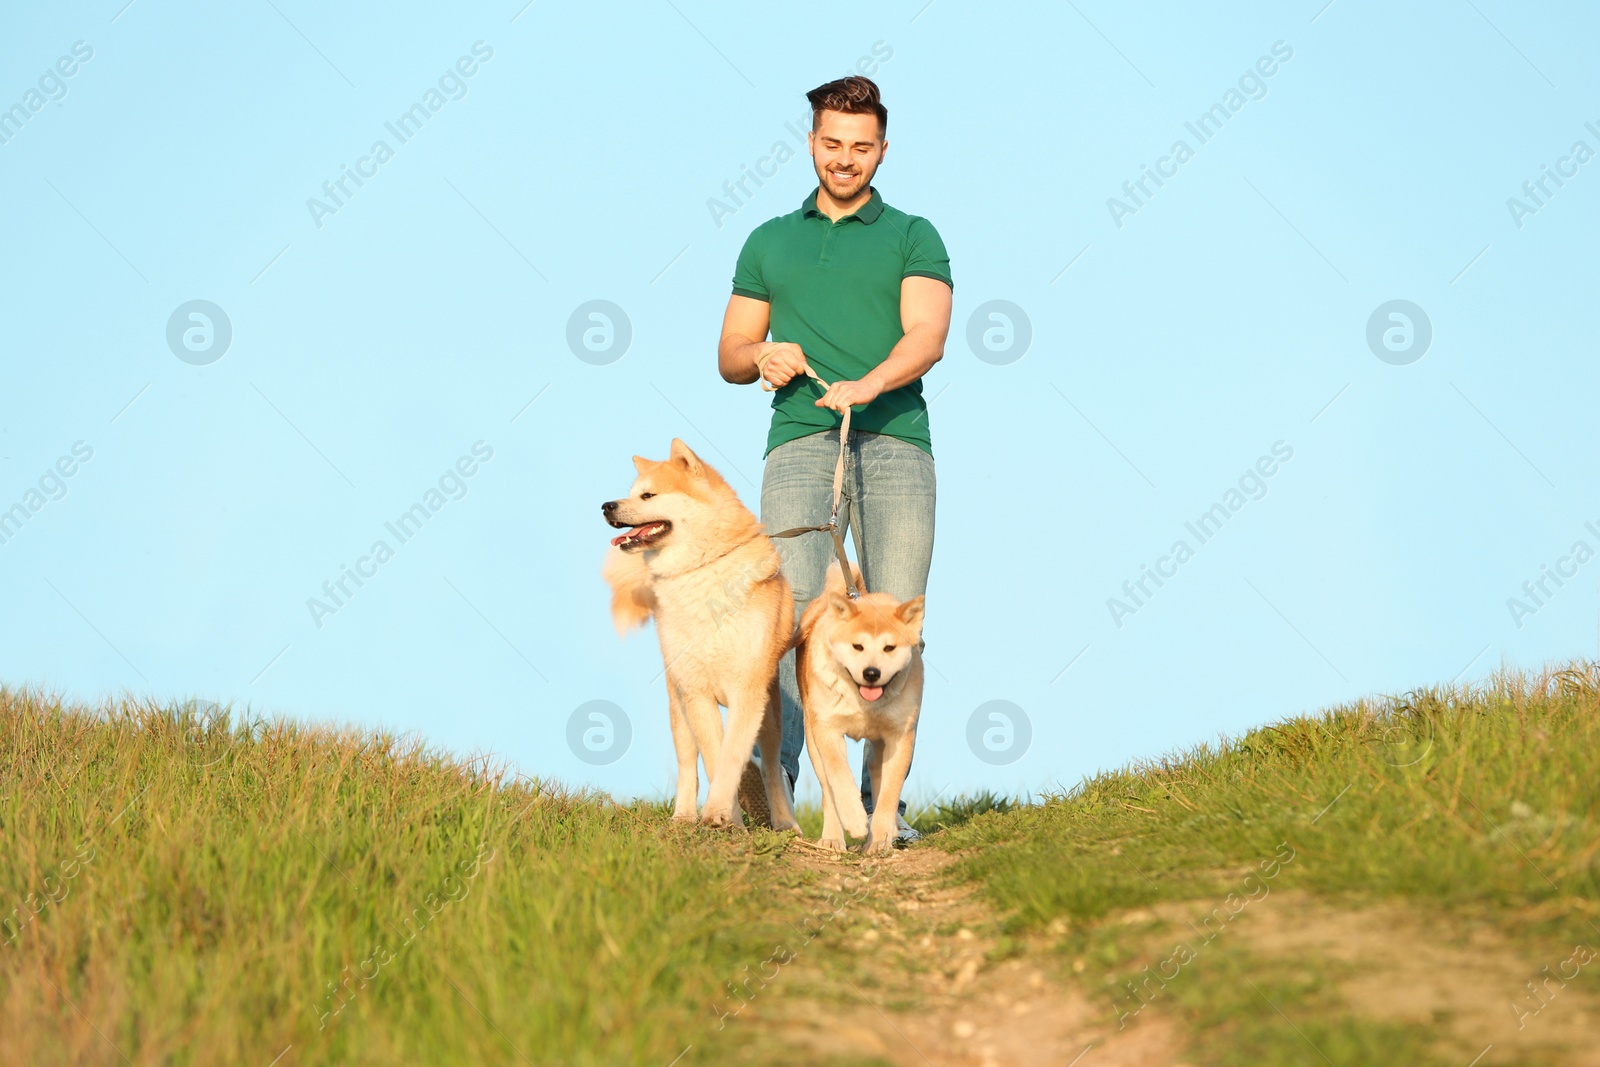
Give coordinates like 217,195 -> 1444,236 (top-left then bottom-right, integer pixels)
718,75 -> 953,844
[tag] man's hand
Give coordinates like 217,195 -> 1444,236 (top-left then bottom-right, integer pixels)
815,378 -> 882,412
759,342 -> 811,389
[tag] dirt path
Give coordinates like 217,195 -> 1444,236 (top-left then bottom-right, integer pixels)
718,840 -> 1600,1067
1229,892 -> 1600,1065
729,843 -> 1178,1067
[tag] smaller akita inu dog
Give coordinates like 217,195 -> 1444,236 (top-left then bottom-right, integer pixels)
601,439 -> 798,832
795,561 -> 925,853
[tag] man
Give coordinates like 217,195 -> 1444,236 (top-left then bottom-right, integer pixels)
717,75 -> 952,844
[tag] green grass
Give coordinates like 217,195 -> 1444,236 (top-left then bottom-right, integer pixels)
10,662 -> 1600,1066
935,663 -> 1600,1065
0,689 -> 815,1066
909,789 -> 1019,835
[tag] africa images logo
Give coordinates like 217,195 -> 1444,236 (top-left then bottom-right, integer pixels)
566,301 -> 632,365
966,700 -> 1031,765
1365,300 -> 1431,366
566,700 -> 631,765
306,42 -> 494,230
166,301 -> 233,365
966,300 -> 1032,365
1106,41 -> 1294,229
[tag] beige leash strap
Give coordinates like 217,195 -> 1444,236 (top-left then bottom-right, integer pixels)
758,346 -> 861,599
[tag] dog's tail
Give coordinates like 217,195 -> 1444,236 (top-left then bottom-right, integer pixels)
602,547 -> 655,635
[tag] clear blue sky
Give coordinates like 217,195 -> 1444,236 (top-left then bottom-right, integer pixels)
3,0 -> 1597,810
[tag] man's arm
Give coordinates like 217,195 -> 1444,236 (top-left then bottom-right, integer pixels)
814,275 -> 952,411
718,295 -> 768,384
719,294 -> 811,387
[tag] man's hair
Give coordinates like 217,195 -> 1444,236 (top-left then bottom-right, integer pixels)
806,76 -> 887,138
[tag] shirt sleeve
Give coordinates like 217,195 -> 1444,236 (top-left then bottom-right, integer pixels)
731,227 -> 769,301
902,217 -> 953,289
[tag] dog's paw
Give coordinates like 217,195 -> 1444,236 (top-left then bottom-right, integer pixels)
863,834 -> 896,855
700,808 -> 747,832
670,810 -> 697,824
840,805 -> 869,839
816,834 -> 847,852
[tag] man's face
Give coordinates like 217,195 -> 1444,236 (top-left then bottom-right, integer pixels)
808,110 -> 885,203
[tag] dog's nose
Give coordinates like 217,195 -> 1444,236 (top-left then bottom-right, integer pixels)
862,666 -> 881,684
601,500 -> 617,516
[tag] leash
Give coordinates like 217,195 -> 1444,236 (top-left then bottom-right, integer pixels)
756,347 -> 862,599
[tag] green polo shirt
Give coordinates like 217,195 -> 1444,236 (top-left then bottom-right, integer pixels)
732,187 -> 952,457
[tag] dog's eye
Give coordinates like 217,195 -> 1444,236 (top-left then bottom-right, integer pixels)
883,645 -> 895,653
640,492 -> 655,500
851,643 -> 863,651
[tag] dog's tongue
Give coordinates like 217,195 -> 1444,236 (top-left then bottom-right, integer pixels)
611,523 -> 662,546
859,685 -> 884,702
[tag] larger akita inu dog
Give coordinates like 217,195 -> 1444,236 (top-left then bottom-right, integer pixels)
601,439 -> 799,831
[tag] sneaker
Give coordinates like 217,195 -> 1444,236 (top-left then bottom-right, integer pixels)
737,759 -> 773,829
895,813 -> 922,846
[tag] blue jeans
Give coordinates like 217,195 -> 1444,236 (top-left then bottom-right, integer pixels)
760,428 -> 935,816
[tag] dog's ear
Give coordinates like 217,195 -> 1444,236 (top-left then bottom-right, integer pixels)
668,438 -> 704,475
632,455 -> 652,475
825,560 -> 865,596
895,595 -> 925,632
827,590 -> 857,618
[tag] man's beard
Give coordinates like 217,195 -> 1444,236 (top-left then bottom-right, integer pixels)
815,161 -> 875,202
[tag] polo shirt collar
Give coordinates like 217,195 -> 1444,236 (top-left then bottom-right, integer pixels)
802,186 -> 885,224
